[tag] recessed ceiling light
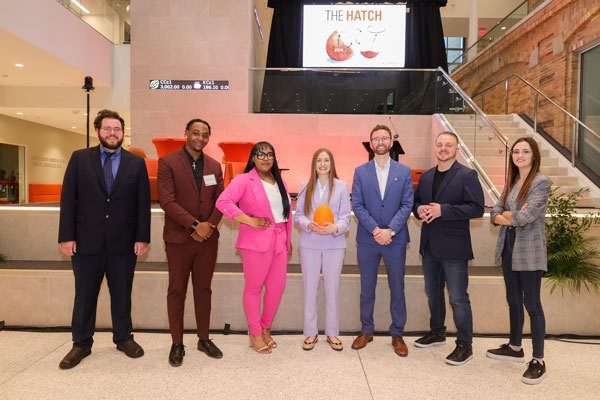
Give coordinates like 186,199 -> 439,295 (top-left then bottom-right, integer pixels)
16,112 -> 24,115
501,26 -> 506,30
84,113 -> 88,116
70,0 -> 90,14
71,126 -> 77,129
126,127 -> 131,130
15,63 -> 24,68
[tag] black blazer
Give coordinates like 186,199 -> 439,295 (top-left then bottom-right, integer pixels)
413,161 -> 484,260
58,145 -> 151,255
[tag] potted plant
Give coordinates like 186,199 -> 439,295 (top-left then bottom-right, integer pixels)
545,188 -> 600,294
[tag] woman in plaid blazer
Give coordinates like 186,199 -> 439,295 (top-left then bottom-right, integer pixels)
487,137 -> 551,385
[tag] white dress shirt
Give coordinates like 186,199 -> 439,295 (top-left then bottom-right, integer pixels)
374,157 -> 391,200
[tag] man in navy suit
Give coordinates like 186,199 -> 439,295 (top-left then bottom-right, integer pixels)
58,109 -> 151,369
413,131 -> 484,365
351,125 -> 414,357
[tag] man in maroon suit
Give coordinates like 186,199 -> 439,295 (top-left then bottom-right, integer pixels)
157,118 -> 224,366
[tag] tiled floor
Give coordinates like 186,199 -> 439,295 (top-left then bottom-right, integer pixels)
0,331 -> 598,400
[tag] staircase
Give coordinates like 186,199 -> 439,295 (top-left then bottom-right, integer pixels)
446,114 -> 600,209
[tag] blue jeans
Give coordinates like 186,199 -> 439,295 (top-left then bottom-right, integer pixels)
502,228 -> 545,358
422,246 -> 473,346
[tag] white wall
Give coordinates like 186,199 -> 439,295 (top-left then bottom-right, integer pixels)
0,0 -> 113,85
0,114 -> 98,186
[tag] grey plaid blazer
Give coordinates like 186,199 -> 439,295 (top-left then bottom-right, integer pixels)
490,172 -> 551,271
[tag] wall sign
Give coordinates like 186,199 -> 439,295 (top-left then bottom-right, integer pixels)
149,80 -> 229,91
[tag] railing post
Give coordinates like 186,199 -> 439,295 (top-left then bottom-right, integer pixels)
572,120 -> 577,167
504,79 -> 509,115
533,93 -> 538,133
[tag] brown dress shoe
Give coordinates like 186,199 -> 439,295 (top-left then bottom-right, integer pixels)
392,336 -> 408,357
116,338 -> 144,358
59,346 -> 91,369
351,333 -> 373,350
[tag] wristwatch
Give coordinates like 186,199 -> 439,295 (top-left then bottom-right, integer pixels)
390,229 -> 396,237
191,220 -> 200,230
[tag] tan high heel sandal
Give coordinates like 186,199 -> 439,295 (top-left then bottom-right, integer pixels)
248,333 -> 271,354
262,329 -> 277,349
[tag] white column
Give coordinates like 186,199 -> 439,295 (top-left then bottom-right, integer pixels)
468,0 -> 479,47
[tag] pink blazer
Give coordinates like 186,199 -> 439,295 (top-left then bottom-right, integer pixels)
216,167 -> 292,252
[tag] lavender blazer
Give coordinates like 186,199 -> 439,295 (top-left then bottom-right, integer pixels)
294,178 -> 352,250
216,167 -> 292,253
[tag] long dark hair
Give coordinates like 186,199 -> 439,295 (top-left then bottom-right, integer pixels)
303,148 -> 339,216
500,136 -> 542,207
244,141 -> 290,220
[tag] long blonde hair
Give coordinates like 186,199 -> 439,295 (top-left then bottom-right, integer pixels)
303,148 -> 339,216
500,137 -> 542,207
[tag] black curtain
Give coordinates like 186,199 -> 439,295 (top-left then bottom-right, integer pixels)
266,0 -> 304,68
266,1 -> 447,69
405,0 -> 448,70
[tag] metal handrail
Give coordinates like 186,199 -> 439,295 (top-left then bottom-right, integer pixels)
472,73 -> 600,167
436,68 -> 510,148
249,67 -> 437,72
436,67 -> 510,198
437,114 -> 501,200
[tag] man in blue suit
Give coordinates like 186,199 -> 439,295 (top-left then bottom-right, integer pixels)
413,131 -> 484,366
351,125 -> 414,357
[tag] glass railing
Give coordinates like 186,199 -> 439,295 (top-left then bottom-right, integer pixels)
56,0 -> 131,44
251,67 -> 507,199
251,68 -> 439,115
472,74 -> 600,183
449,0 -> 532,73
436,69 -> 509,199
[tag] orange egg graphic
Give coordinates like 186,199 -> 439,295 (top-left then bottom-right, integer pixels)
325,31 -> 354,62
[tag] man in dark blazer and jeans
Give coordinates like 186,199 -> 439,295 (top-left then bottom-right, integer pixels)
58,109 -> 151,369
413,131 -> 484,365
157,118 -> 224,366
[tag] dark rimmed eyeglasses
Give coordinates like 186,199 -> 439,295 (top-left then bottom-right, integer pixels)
255,151 -> 275,160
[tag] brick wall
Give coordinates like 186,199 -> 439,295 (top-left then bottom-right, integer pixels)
453,0 -> 600,150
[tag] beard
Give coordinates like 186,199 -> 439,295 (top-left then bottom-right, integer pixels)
99,135 -> 124,150
372,144 -> 390,155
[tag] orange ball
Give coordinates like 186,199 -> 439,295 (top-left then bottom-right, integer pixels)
313,204 -> 334,226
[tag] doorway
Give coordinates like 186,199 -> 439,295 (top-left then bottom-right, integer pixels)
0,142 -> 25,204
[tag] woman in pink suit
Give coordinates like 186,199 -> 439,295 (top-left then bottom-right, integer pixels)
216,142 -> 291,354
294,149 -> 351,351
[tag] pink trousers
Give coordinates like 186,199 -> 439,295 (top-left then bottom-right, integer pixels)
239,223 -> 288,336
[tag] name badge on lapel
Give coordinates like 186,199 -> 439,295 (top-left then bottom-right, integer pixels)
203,174 -> 217,186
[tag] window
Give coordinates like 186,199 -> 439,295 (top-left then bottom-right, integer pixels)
445,37 -> 465,72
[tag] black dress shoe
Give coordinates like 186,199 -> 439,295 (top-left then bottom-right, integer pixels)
116,338 -> 144,358
198,339 -> 223,359
59,346 -> 91,369
169,343 -> 185,367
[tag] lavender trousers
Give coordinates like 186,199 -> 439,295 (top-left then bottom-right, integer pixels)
299,247 -> 345,337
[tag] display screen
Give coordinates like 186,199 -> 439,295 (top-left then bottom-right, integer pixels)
302,4 -> 406,68
149,80 -> 229,91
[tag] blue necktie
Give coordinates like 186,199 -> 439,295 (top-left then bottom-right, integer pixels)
103,152 -> 114,194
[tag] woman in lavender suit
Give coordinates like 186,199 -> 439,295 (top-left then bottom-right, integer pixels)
294,148 -> 351,351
